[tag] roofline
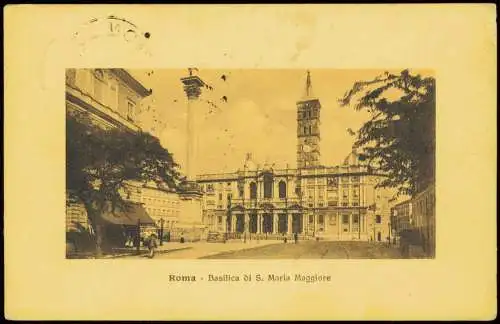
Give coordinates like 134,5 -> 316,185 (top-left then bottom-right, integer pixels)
109,69 -> 152,97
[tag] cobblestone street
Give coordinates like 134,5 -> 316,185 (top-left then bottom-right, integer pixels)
201,241 -> 407,259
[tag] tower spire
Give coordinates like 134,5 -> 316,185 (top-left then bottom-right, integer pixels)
304,70 -> 314,99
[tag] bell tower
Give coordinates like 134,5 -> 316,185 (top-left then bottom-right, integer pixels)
296,70 -> 321,169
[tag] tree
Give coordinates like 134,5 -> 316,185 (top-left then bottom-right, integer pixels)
339,70 -> 435,197
66,112 -> 184,256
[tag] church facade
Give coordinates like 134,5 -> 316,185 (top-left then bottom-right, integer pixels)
196,72 -> 395,242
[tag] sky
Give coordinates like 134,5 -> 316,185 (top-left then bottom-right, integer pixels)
129,68 -> 421,175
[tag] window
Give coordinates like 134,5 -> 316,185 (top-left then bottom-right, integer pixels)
218,216 -> 222,224
342,214 -> 349,224
93,70 -> 106,103
218,193 -> 223,200
353,215 -> 359,224
227,193 -> 232,201
278,181 -> 287,199
327,177 -> 338,188
263,173 -> 273,198
319,215 -> 324,224
303,126 -> 307,135
109,81 -> 118,109
309,125 -> 312,134
127,101 -> 135,121
249,182 -> 257,199
329,215 -> 336,225
376,215 -> 381,224
309,215 -> 314,223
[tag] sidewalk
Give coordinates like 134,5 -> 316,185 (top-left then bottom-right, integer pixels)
125,239 -> 283,259
67,239 -> 284,259
103,243 -> 193,259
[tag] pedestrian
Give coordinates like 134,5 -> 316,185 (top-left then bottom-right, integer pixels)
125,236 -> 131,248
147,233 -> 158,259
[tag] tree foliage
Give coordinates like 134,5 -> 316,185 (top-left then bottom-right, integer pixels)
340,70 -> 435,197
66,112 -> 185,254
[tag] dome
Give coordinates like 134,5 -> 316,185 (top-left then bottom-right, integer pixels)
243,153 -> 258,170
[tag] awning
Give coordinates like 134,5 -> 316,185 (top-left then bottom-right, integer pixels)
100,201 -> 156,226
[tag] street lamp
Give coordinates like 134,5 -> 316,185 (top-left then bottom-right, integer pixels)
159,218 -> 164,246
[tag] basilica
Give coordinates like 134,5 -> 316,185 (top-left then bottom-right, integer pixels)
196,72 -> 395,242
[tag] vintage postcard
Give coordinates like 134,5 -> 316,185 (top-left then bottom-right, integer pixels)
4,4 -> 497,321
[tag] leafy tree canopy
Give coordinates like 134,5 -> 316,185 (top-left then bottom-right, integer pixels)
340,70 -> 435,197
66,112 -> 185,254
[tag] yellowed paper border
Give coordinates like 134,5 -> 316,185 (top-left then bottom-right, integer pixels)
4,4 -> 497,320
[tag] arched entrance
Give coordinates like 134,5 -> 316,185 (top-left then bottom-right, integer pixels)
262,213 -> 273,233
249,213 -> 257,233
236,215 -> 245,233
292,214 -> 303,234
278,214 -> 288,233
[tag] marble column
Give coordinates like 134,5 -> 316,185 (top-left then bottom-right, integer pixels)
181,75 -> 206,181
272,213 -> 277,234
287,214 -> 292,234
257,214 -> 261,234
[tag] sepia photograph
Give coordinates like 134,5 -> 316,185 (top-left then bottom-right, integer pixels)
65,68 -> 436,260
5,4 -> 496,320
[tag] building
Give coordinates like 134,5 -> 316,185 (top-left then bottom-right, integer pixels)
390,199 -> 413,243
66,68 -> 152,131
66,68 -> 207,243
412,184 -> 435,257
195,71 -> 395,242
390,184 -> 435,257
